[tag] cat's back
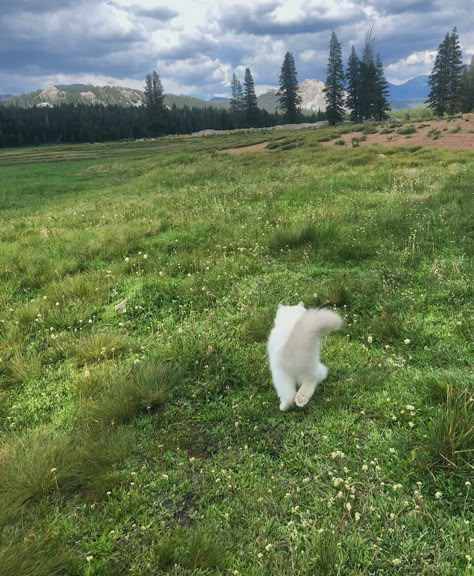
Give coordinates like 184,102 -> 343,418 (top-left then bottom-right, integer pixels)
267,306 -> 305,358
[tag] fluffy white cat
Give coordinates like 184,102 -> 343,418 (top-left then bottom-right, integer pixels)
267,303 -> 343,411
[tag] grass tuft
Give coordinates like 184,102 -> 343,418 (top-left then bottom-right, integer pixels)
71,331 -> 132,366
428,386 -> 474,470
85,361 -> 177,426
0,533 -> 73,576
0,347 -> 42,388
244,306 -> 275,342
0,431 -> 77,518
269,223 -> 318,252
153,529 -> 227,571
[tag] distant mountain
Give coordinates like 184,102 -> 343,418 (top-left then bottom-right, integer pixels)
1,85 -> 144,108
388,75 -> 430,109
257,79 -> 327,113
0,85 -> 231,109
0,94 -> 14,100
164,94 -> 228,109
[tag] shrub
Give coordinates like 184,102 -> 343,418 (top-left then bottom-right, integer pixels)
397,125 -> 417,135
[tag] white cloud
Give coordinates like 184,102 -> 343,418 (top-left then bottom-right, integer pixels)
386,50 -> 436,83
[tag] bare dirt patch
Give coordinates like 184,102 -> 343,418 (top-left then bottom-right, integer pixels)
324,114 -> 474,151
218,142 -> 269,155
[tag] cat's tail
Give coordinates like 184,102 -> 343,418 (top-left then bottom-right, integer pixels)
279,308 -> 343,370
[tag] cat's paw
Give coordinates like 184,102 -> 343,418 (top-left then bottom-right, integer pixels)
279,399 -> 294,412
295,392 -> 309,408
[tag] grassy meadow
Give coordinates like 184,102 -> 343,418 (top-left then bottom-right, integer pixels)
0,125 -> 473,575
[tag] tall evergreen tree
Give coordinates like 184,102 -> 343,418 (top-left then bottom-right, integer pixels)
427,28 -> 463,115
230,73 -> 244,126
243,67 -> 258,126
277,52 -> 302,123
346,45 -> 361,121
347,30 -> 390,121
359,32 -> 377,120
144,71 -> 166,133
324,32 -> 345,125
460,55 -> 474,112
446,27 -> 464,114
373,53 -> 391,120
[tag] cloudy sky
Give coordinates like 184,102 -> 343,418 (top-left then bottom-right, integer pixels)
0,0 -> 473,97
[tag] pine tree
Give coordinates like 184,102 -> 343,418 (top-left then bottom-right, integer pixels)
346,45 -> 361,121
374,53 -> 391,120
324,32 -> 345,125
446,27 -> 464,114
359,32 -> 377,120
427,28 -> 463,116
144,71 -> 166,134
278,52 -> 302,123
230,73 -> 244,126
460,55 -> 474,113
243,68 -> 258,126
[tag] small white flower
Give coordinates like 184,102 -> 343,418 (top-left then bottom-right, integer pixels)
367,335 -> 373,344
345,502 -> 352,512
354,512 -> 361,521
86,556 -> 94,562
389,448 -> 396,454
465,481 -> 471,487
161,474 -> 169,480
265,544 -> 273,551
331,450 -> 345,459
393,484 -> 403,491
408,421 -> 415,428
404,338 -> 411,344
392,558 -> 401,566
435,491 -> 442,499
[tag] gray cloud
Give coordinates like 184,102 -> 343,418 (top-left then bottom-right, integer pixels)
218,2 -> 365,36
0,0 -> 473,97
122,4 -> 178,21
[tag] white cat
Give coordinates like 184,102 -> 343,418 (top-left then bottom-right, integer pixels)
267,303 -> 343,411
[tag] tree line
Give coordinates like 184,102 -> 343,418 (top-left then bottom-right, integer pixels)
0,100 -> 300,148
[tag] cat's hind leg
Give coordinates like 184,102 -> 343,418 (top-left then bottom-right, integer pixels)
295,378 -> 317,408
273,370 -> 297,412
295,363 -> 328,408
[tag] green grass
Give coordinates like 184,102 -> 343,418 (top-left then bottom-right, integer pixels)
0,129 -> 473,575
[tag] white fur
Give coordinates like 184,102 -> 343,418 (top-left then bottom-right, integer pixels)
267,303 -> 343,411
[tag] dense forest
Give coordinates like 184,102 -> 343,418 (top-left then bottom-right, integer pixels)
0,102 -> 325,148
